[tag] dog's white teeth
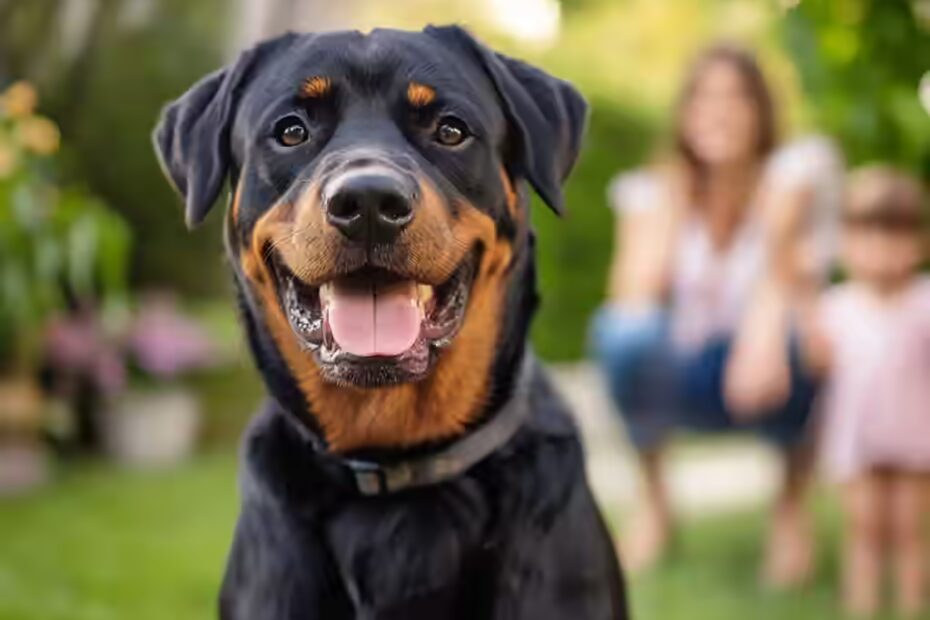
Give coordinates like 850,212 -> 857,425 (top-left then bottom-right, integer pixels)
322,306 -> 334,350
416,284 -> 434,317
417,284 -> 434,305
319,282 -> 334,308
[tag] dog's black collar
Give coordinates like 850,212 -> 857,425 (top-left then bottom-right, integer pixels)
282,351 -> 535,496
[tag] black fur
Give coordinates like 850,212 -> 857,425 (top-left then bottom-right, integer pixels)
153,24 -> 627,620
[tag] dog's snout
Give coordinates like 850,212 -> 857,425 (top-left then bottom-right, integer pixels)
325,172 -> 415,244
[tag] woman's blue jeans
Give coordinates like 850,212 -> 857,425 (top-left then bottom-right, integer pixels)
589,305 -> 818,451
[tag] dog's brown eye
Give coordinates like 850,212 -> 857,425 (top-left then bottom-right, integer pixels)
274,116 -> 308,147
434,117 -> 469,147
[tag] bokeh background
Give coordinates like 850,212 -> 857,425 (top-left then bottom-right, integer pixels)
0,1 -> 927,619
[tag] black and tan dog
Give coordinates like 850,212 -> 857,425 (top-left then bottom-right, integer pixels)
154,25 -> 626,620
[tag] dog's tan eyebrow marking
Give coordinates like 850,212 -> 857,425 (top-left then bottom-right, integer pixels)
406,82 -> 436,107
301,76 -> 332,98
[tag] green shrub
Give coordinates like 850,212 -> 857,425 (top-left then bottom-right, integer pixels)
782,0 -> 930,175
532,100 -> 655,361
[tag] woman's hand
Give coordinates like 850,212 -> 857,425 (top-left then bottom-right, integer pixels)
725,279 -> 794,418
725,181 -> 822,419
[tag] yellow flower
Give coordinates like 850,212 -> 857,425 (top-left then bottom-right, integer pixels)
18,116 -> 60,155
1,81 -> 39,118
0,144 -> 18,178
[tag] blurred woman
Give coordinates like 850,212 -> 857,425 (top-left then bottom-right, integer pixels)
591,44 -> 842,585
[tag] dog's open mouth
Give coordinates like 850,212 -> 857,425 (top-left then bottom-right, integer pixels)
271,253 -> 477,386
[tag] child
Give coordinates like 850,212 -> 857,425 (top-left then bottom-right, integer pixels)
811,166 -> 930,617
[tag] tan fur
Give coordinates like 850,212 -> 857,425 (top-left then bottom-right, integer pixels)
301,76 -> 332,99
499,166 -> 521,222
230,184 -> 242,224
241,177 -> 514,452
406,82 -> 436,108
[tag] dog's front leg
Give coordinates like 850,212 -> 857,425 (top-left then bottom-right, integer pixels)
219,500 -> 353,620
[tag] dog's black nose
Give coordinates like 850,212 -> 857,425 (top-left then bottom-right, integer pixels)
325,173 -> 415,244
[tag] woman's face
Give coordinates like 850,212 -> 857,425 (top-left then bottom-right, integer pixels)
682,60 -> 761,168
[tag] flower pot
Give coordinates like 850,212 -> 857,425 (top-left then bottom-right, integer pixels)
101,386 -> 201,468
0,440 -> 51,497
0,376 -> 50,496
0,375 -> 43,433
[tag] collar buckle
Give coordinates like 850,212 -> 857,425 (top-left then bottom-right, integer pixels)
346,460 -> 388,495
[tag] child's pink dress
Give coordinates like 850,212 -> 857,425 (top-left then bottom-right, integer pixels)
818,277 -> 930,483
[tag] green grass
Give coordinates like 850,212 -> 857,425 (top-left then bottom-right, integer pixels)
0,453 -> 239,620
0,455 -> 909,620
617,505 -> 843,620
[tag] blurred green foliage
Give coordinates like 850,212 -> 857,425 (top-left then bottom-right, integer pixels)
63,5 -> 229,295
0,82 -> 130,369
533,102 -> 654,360
0,0 -> 229,297
782,0 -> 930,176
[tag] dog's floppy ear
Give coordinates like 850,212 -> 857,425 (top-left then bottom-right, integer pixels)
152,35 -> 294,228
426,25 -> 588,215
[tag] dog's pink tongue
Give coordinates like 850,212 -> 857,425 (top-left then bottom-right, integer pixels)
327,281 -> 421,357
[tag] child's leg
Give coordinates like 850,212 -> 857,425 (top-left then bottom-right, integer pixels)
842,471 -> 888,617
889,471 -> 929,618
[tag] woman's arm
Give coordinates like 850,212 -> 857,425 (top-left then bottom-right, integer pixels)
725,183 -> 826,417
606,171 -> 681,306
726,137 -> 843,415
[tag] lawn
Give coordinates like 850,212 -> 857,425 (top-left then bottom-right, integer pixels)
0,453 -> 239,620
0,453 -> 905,620
624,503 -> 850,620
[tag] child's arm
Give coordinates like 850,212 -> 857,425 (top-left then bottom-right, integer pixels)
800,303 -> 832,378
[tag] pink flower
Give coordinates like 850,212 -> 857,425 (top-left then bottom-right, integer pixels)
127,296 -> 217,380
44,309 -> 127,397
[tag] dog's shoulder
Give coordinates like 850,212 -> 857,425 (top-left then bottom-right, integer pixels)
222,405 -> 356,619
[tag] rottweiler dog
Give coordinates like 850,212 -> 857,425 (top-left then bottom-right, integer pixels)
153,24 -> 626,620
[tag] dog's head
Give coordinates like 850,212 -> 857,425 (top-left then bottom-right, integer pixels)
154,26 -> 586,453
